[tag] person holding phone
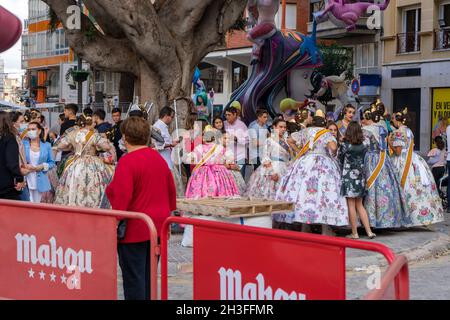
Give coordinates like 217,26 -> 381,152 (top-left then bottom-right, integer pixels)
0,111 -> 25,200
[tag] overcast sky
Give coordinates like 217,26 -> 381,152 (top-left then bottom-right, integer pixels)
0,0 -> 28,77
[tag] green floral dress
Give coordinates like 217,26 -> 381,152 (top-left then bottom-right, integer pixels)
338,142 -> 367,198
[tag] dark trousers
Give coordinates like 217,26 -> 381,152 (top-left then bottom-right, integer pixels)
118,241 -> 151,300
432,166 -> 445,188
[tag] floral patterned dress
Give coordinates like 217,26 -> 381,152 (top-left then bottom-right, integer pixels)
54,128 -> 115,208
184,143 -> 239,199
362,124 -> 409,228
274,127 -> 349,226
391,126 -> 445,226
338,142 -> 367,198
246,134 -> 291,199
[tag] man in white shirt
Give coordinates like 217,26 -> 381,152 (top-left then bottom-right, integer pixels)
153,107 -> 179,170
248,109 -> 269,170
224,106 -> 249,178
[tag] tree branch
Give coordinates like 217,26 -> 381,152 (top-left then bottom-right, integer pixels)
193,0 -> 247,63
42,0 -> 139,74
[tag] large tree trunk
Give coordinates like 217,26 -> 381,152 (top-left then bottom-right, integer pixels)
43,0 -> 247,129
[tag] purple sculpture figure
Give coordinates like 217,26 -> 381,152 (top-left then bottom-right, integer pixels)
315,0 -> 390,31
247,0 -> 279,61
0,6 -> 22,53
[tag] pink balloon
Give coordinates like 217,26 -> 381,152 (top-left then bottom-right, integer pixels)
0,5 -> 22,53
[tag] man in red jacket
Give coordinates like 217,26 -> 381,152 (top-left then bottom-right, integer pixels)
106,116 -> 177,300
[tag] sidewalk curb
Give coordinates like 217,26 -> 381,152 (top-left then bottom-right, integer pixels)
346,233 -> 450,271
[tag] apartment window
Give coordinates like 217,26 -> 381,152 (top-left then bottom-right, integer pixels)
309,0 -> 325,22
435,2 -> 450,49
232,62 -> 248,92
198,63 -> 224,94
441,2 -> 450,26
397,7 -> 421,53
274,3 -> 297,29
355,43 -> 379,75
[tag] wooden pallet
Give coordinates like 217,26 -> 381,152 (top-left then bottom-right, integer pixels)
176,197 -> 294,218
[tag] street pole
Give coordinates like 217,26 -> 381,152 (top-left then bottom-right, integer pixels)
77,57 -> 83,110
174,99 -> 182,176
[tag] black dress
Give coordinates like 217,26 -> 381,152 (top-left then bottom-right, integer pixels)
0,133 -> 23,200
338,142 -> 367,198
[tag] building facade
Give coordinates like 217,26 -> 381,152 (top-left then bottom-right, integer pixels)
22,0 -> 121,106
307,0 -> 383,109
381,0 -> 450,153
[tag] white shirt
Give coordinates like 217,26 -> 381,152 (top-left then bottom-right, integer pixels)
248,121 -> 269,162
153,119 -> 174,169
26,150 -> 40,190
224,119 -> 249,163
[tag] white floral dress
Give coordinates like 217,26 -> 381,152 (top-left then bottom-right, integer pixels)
54,128 -> 115,208
246,135 -> 291,199
274,127 -> 349,226
391,126 -> 445,226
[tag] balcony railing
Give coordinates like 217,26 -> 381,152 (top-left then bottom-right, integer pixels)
397,32 -> 421,54
434,28 -> 450,50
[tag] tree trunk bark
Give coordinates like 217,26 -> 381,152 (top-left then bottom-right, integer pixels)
137,60 -> 192,131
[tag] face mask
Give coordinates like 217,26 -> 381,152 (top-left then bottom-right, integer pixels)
27,130 -> 38,140
19,123 -> 28,133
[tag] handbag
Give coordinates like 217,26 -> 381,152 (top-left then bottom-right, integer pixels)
117,220 -> 127,240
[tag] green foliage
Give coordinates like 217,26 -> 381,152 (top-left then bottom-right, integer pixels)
317,43 -> 354,79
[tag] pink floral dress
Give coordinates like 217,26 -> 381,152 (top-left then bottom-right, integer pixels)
185,143 -> 239,199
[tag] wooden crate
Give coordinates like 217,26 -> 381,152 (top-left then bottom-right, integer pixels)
176,197 -> 294,218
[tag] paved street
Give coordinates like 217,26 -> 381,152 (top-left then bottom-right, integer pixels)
118,212 -> 450,300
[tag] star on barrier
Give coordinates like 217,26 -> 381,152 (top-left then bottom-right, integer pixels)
39,270 -> 46,280
28,268 -> 35,278
50,272 -> 56,282
61,274 -> 67,284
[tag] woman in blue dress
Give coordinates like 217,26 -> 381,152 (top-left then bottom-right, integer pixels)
361,109 -> 410,228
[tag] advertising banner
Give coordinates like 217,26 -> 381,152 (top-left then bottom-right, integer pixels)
0,202 -> 117,300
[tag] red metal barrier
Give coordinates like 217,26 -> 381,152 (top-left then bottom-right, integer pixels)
0,199 -> 159,300
364,255 -> 409,300
161,217 -> 409,300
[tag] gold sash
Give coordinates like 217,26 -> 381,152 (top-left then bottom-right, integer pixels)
193,145 -> 218,172
367,150 -> 386,189
294,129 -> 330,161
400,138 -> 414,189
19,129 -> 28,140
63,130 -> 95,173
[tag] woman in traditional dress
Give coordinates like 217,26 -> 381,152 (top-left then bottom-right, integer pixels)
246,119 -> 293,199
54,114 -> 116,208
274,110 -> 348,236
221,132 -> 246,195
184,126 -> 239,199
389,109 -> 445,227
361,108 -> 409,228
337,104 -> 356,137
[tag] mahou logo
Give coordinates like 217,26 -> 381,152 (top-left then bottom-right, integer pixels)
15,233 -> 93,290
218,268 -> 306,300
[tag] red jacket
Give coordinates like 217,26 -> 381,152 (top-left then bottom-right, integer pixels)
106,147 -> 177,243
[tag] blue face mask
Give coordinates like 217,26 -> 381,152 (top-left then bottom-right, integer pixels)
27,130 -> 38,140
19,123 -> 28,133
